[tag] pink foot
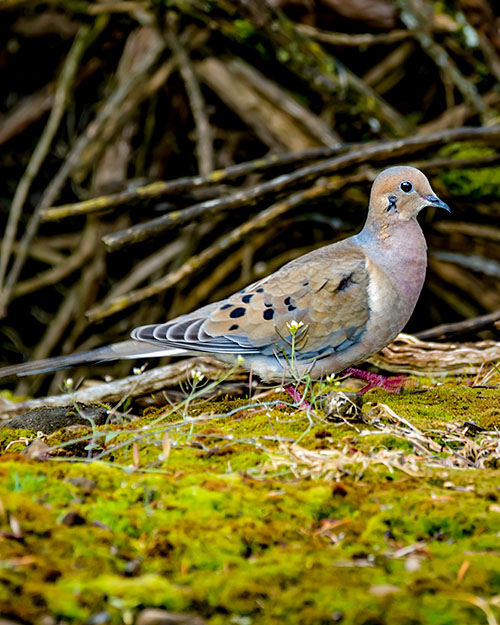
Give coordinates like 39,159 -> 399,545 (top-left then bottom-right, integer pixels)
283,383 -> 310,409
343,368 -> 407,394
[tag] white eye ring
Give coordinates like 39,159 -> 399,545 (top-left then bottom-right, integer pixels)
400,181 -> 413,193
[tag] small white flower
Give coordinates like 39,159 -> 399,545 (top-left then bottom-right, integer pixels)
192,368 -> 205,382
236,354 -> 245,364
286,320 -> 304,334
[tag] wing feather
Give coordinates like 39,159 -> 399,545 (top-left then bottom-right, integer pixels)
132,241 -> 371,359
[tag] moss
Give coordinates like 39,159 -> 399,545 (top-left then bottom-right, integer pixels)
0,389 -> 28,402
480,407 -> 500,429
437,143 -> 500,198
2,377 -> 500,624
0,427 -> 37,453
232,19 -> 256,42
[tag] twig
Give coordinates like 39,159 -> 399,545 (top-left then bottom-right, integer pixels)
15,283 -> 81,399
198,56 -> 340,151
87,1 -> 150,14
370,333 -> 500,375
235,0 -> 413,137
398,0 -> 487,119
429,257 -> 500,311
180,229 -> 273,313
433,220 -> 500,242
108,240 -> 185,300
0,83 -> 55,146
87,172 -> 367,320
41,145 -> 352,221
42,124 -> 500,228
0,18 -> 164,318
0,24 -> 93,308
362,42 -> 414,88
0,56 -> 104,147
226,58 -> 341,147
101,125 -> 500,251
415,309 -> 500,341
296,25 -> 410,47
167,18 -> 214,176
419,91 -> 500,135
430,250 -> 500,280
0,357 -> 238,419
11,222 -> 97,299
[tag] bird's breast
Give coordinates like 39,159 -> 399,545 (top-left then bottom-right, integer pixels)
364,220 -> 428,345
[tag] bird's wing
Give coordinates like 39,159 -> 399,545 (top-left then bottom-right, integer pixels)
132,242 -> 371,360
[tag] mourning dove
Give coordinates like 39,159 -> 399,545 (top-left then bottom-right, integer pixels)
0,166 -> 449,386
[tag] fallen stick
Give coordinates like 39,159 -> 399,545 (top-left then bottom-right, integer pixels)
0,357 -> 241,419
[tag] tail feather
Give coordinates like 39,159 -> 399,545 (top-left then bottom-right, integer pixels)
0,341 -> 187,379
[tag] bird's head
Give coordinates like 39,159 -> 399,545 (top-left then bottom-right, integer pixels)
368,165 -> 450,223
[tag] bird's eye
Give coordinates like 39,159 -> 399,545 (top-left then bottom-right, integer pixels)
400,181 -> 413,193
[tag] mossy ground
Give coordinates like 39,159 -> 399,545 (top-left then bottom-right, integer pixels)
2,374 -> 500,625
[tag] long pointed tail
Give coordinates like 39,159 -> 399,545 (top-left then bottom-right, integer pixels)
0,341 -> 187,379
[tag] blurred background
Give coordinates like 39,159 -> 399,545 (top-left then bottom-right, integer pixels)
1,0 -> 500,396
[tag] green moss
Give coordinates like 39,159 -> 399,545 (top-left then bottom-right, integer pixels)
438,143 -> 500,198
232,19 -> 256,41
0,427 -> 36,453
2,377 -> 500,624
0,389 -> 28,402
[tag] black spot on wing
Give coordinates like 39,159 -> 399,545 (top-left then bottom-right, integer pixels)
263,309 -> 274,320
337,273 -> 354,292
241,294 -> 254,303
230,307 -> 246,318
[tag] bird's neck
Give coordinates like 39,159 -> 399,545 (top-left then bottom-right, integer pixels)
358,217 -> 428,302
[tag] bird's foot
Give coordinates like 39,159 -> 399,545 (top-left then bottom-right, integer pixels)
283,383 -> 310,409
342,368 -> 407,394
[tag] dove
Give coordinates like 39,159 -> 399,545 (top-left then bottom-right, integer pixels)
0,166 -> 449,392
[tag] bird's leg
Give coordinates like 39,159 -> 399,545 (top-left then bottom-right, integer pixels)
342,367 -> 407,394
283,383 -> 310,409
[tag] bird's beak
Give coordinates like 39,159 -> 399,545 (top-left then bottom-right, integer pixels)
420,194 -> 450,212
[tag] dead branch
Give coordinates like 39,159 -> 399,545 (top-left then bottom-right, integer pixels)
87,172 -> 367,320
370,333 -> 500,375
0,24 -> 96,313
100,126 -> 500,251
0,357 -> 241,419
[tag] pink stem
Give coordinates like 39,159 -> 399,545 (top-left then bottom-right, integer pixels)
283,383 -> 310,409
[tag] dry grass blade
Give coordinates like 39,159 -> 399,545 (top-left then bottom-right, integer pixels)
265,444 -> 424,478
